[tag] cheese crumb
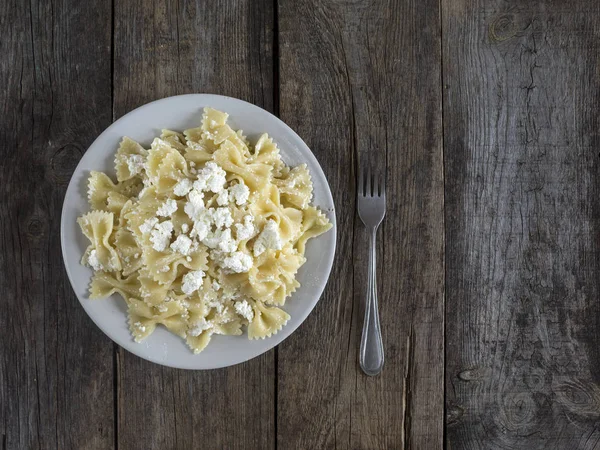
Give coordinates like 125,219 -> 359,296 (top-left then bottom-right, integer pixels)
210,207 -> 233,228
194,162 -> 227,193
216,189 -> 229,206
212,280 -> 221,291
127,154 -> 145,176
253,219 -> 283,256
156,199 -> 178,217
150,220 -> 174,252
229,181 -> 250,205
156,304 -> 168,313
190,211 -> 211,241
235,300 -> 254,321
235,215 -> 256,241
173,178 -> 192,196
181,223 -> 189,233
189,317 -> 212,337
222,251 -> 253,273
184,189 -> 205,220
181,270 -> 205,295
139,217 -> 159,234
170,234 -> 193,255
87,249 -> 103,271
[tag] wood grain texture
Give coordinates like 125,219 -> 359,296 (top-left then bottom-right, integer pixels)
0,0 -> 114,449
443,1 -> 600,449
113,1 -> 276,448
277,0 -> 444,448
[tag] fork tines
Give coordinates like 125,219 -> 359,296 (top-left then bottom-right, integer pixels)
358,166 -> 385,197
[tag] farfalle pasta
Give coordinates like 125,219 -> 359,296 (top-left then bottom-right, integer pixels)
77,107 -> 332,354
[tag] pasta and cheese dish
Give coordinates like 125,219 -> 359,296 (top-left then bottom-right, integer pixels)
77,107 -> 331,354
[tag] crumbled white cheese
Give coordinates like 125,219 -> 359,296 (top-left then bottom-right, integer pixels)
209,249 -> 226,265
206,295 -> 226,313
181,223 -> 189,233
190,211 -> 211,241
156,304 -> 168,313
202,229 -> 224,249
186,256 -> 192,262
189,161 -> 196,167
150,220 -> 174,252
87,249 -> 104,271
222,251 -> 253,273
235,300 -> 254,321
212,280 -> 221,291
160,265 -> 170,272
173,178 -> 193,197
210,207 -> 233,228
156,199 -> 178,217
134,322 -> 146,332
184,189 -> 205,220
235,215 -> 256,241
170,234 -> 193,255
228,181 -> 250,205
134,252 -> 140,258
216,189 -> 230,206
219,228 -> 237,253
194,162 -> 227,193
202,228 -> 236,252
253,219 -> 283,256
127,154 -> 145,176
189,317 -> 213,337
181,270 -> 205,295
139,217 -> 159,234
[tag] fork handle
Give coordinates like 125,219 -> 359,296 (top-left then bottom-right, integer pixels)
360,228 -> 384,376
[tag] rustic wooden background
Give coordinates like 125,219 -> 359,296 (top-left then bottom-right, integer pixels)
2,0 -> 599,448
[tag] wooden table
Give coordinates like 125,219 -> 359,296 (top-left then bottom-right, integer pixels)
2,0 -> 600,448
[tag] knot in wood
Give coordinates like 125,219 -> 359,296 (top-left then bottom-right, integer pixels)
50,143 -> 82,186
499,391 -> 537,431
26,217 -> 45,240
446,404 -> 464,425
489,14 -> 516,42
553,378 -> 600,418
458,367 -> 487,381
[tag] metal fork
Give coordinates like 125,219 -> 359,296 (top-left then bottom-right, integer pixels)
357,167 -> 386,376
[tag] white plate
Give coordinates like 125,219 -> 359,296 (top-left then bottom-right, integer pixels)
61,94 -> 336,370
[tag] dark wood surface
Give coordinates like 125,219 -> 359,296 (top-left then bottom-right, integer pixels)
1,0 -> 599,449
444,1 -> 600,449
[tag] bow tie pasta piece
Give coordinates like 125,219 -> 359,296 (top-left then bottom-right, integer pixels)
142,243 -> 208,286
138,268 -> 172,306
146,138 -> 190,194
250,133 -> 285,176
160,129 -> 187,153
250,184 -> 302,242
89,271 -> 140,301
78,210 -> 122,272
128,298 -> 188,342
294,206 -> 333,255
114,137 -> 147,182
247,301 -> 291,340
87,171 -> 143,211
273,164 -> 314,210
213,140 -> 272,191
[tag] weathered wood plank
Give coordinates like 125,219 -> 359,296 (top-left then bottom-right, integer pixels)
0,0 -> 114,449
277,0 -> 444,448
443,1 -> 600,448
113,1 -> 276,448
